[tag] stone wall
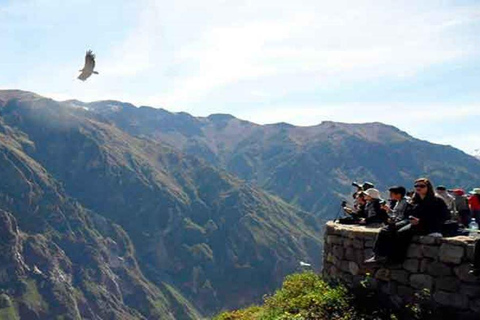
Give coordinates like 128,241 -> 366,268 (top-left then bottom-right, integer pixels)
322,221 -> 480,317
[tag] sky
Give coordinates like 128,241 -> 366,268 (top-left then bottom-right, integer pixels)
1,0 -> 479,155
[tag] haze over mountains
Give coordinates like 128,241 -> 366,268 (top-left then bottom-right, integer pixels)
1,90 -> 479,319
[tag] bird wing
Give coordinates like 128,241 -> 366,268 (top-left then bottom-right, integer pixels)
77,70 -> 90,81
84,50 -> 96,72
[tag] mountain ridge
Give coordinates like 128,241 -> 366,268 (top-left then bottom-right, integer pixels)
49,92 -> 480,218
0,89 -> 323,318
1,89 -> 475,155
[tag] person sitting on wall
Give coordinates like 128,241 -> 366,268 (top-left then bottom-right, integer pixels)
338,192 -> 367,224
382,186 -> 409,222
358,188 -> 388,225
365,178 -> 449,264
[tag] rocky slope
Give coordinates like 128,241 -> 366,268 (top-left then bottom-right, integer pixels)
0,90 -> 322,318
0,112 -> 199,319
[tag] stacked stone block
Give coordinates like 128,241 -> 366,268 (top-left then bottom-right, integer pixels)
322,221 -> 480,315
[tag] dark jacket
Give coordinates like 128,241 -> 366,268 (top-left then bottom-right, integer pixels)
411,196 -> 450,235
364,199 -> 388,224
352,204 -> 367,219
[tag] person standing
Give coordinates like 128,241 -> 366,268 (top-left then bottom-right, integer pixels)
450,189 -> 470,226
469,188 -> 480,224
468,191 -> 480,276
436,185 -> 456,214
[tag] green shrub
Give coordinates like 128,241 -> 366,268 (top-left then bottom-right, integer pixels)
214,272 -> 354,320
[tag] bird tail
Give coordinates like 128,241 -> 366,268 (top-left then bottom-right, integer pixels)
93,71 -> 99,74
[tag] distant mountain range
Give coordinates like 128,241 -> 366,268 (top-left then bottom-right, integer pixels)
0,90 -> 479,319
72,97 -> 480,217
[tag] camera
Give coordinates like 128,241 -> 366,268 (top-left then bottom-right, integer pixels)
341,200 -> 347,207
352,181 -> 361,189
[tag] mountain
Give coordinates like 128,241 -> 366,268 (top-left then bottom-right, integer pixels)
0,90 -> 322,319
0,99 -> 199,319
78,100 -> 480,218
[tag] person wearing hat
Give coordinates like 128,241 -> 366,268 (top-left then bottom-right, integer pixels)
358,188 -> 388,225
469,188 -> 480,224
436,185 -> 456,214
450,189 -> 470,226
362,181 -> 375,191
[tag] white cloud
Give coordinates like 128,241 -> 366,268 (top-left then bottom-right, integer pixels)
2,0 -> 480,154
149,0 -> 479,106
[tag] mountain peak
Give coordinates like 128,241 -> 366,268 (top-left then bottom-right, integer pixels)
0,89 -> 44,103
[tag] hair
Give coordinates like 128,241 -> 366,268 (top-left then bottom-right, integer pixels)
355,191 -> 365,199
389,186 -> 406,198
412,177 -> 435,203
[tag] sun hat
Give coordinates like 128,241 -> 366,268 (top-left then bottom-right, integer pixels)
469,188 -> 480,195
449,188 -> 465,196
363,188 -> 381,200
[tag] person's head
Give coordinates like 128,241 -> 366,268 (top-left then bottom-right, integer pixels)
469,188 -> 480,198
413,178 -> 435,201
355,192 -> 366,205
388,186 -> 406,201
436,185 -> 447,194
363,188 -> 381,202
362,182 -> 375,191
450,189 -> 465,197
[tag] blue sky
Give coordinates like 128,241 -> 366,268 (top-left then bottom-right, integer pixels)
1,0 -> 479,155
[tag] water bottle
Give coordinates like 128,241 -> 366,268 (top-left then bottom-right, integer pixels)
469,218 -> 479,238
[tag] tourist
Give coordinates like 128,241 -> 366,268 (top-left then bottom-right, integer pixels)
339,192 -> 367,224
436,185 -> 456,214
358,188 -> 388,225
362,181 -> 375,191
382,186 -> 409,222
469,188 -> 480,224
450,189 -> 470,226
365,178 -> 449,264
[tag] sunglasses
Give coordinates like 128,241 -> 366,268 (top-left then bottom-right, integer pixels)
414,184 -> 427,189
